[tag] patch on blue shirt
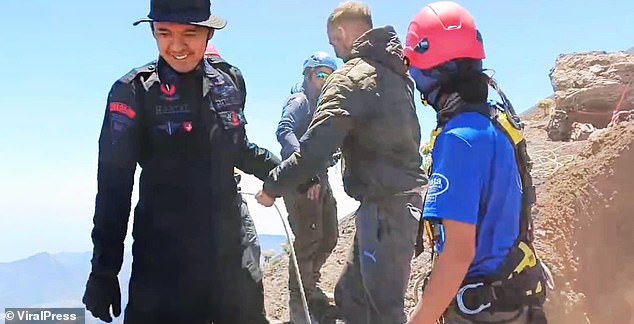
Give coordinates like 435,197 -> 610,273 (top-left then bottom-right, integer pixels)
425,173 -> 450,204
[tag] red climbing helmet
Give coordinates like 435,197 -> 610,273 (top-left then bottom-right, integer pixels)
204,43 -> 221,57
404,1 -> 485,71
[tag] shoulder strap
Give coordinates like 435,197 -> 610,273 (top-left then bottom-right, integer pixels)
205,56 -> 246,101
117,61 -> 158,84
113,62 -> 159,132
496,117 -> 536,243
486,107 -> 536,244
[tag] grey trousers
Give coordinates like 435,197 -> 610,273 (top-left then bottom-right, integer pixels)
334,194 -> 422,324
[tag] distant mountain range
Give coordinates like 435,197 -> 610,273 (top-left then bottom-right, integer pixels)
0,251 -> 107,323
0,234 -> 287,323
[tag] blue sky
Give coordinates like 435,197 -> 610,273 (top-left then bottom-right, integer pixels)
0,0 -> 632,262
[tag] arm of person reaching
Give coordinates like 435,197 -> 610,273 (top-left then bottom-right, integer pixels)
260,73 -> 358,198
408,133 -> 484,324
276,94 -> 306,160
274,93 -> 330,199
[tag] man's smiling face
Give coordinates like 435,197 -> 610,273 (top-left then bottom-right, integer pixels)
153,22 -> 212,73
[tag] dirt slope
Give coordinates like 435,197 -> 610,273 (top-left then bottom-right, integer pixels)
534,121 -> 634,323
262,109 -> 634,323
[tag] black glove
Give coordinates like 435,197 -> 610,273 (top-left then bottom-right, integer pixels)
82,272 -> 121,323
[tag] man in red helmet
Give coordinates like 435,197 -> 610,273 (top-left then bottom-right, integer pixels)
205,43 -> 221,57
404,2 -> 548,323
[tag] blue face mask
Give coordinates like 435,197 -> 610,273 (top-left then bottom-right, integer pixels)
409,67 -> 440,107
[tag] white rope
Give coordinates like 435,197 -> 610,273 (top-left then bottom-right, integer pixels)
242,192 -> 313,324
530,143 -> 576,177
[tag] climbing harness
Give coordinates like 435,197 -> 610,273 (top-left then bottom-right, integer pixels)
242,192 -> 313,324
414,77 -> 554,320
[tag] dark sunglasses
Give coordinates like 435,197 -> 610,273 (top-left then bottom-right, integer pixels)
315,71 -> 331,80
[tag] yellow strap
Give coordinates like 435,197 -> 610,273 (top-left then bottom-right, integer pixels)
429,128 -> 442,149
426,110 -> 524,166
423,128 -> 442,176
496,113 -> 524,145
424,220 -> 435,247
508,241 -> 538,279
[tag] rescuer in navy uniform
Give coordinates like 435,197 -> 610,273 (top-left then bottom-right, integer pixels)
82,1 -> 281,323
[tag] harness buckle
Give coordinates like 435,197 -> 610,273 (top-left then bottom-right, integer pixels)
456,282 -> 492,315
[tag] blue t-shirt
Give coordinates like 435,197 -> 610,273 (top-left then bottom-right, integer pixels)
423,111 -> 523,278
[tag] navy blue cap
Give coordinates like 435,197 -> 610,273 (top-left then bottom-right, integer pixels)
133,0 -> 226,29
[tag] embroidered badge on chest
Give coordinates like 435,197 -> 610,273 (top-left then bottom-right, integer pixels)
183,121 -> 193,133
160,83 -> 180,102
209,75 -> 241,112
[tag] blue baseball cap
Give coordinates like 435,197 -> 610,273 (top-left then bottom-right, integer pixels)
302,52 -> 338,75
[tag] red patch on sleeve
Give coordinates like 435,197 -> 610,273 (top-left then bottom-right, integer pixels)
109,102 -> 136,119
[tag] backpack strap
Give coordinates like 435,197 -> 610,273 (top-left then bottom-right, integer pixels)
205,56 -> 247,106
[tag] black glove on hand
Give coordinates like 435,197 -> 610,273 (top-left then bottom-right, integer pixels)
82,272 -> 121,323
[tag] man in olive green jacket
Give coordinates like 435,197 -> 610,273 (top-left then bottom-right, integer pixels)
257,2 -> 426,323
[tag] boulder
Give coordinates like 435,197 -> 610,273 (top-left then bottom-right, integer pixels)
570,122 -> 596,141
549,51 -> 634,124
546,110 -> 572,141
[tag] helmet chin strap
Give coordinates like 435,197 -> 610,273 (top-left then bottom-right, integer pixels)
419,86 -> 442,112
426,87 -> 442,110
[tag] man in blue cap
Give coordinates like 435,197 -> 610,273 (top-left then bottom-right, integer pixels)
82,0 -> 282,323
276,52 -> 339,323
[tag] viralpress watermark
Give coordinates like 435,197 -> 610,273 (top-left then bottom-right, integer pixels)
3,308 -> 85,323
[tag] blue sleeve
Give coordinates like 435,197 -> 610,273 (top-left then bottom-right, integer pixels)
91,81 -> 140,275
423,132 -> 485,225
276,95 -> 307,159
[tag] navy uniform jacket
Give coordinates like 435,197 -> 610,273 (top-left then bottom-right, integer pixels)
90,56 -> 280,316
